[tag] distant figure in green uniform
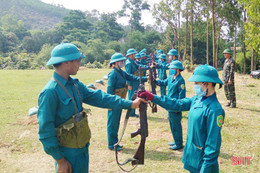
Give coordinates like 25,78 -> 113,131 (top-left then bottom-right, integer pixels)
223,48 -> 236,108
37,43 -> 143,173
156,60 -> 186,150
125,48 -> 150,117
157,54 -> 168,96
139,64 -> 225,173
156,49 -> 179,76
107,53 -> 147,151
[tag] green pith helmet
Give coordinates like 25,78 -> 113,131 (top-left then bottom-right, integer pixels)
140,53 -> 146,58
126,48 -> 137,57
223,49 -> 232,54
87,83 -> 96,89
47,43 -> 86,66
159,54 -> 167,60
96,79 -> 104,85
157,49 -> 164,55
169,60 -> 184,70
188,64 -> 223,84
135,53 -> 142,59
109,53 -> 126,64
140,48 -> 146,54
167,49 -> 179,56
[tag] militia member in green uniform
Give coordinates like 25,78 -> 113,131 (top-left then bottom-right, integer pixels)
107,53 -> 147,151
223,49 -> 236,108
157,54 -> 168,96
139,64 -> 225,173
125,48 -> 150,117
156,60 -> 186,150
37,43 -> 143,173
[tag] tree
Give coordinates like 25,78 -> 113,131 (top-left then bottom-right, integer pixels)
94,13 -> 124,41
119,0 -> 150,32
238,0 -> 260,71
153,0 -> 180,49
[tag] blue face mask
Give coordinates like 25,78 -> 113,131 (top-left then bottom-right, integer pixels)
194,84 -> 207,97
171,69 -> 177,75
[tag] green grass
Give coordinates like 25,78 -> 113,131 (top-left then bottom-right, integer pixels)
0,69 -> 259,172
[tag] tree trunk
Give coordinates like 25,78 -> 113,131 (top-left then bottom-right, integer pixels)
251,48 -> 255,71
174,28 -> 177,49
190,0 -> 194,66
211,0 -> 216,68
183,10 -> 188,61
243,8 -> 247,74
233,24 -> 237,61
206,13 -> 209,65
215,33 -> 220,68
178,10 -> 181,60
257,48 -> 259,70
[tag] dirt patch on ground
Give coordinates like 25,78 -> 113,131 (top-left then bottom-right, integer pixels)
11,115 -> 38,126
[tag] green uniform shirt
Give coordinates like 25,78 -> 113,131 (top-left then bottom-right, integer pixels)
37,72 -> 132,160
153,93 -> 225,173
107,67 -> 147,94
125,58 -> 149,86
223,58 -> 235,83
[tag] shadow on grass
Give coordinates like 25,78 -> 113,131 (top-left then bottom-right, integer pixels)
119,148 -> 182,162
147,116 -> 169,123
219,152 -> 233,160
236,107 -> 260,113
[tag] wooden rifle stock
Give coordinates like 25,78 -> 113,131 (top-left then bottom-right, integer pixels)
131,101 -> 148,165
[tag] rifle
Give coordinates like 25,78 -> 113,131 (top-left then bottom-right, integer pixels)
114,66 -> 148,172
148,53 -> 157,113
130,66 -> 148,165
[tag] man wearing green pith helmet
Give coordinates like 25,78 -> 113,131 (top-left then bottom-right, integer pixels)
37,43 -> 144,173
106,53 -> 147,151
222,48 -> 236,108
125,48 -> 150,117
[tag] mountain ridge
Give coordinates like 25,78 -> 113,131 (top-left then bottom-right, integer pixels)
0,0 -> 70,30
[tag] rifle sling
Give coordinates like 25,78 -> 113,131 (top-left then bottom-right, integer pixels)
114,91 -> 138,172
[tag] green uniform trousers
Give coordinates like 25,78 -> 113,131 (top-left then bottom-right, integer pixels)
107,109 -> 122,149
224,83 -> 236,105
168,112 -> 183,146
55,144 -> 89,173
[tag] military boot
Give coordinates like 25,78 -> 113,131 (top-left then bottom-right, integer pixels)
225,102 -> 231,107
230,103 -> 236,108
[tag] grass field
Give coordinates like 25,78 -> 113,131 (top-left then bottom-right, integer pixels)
0,68 -> 259,173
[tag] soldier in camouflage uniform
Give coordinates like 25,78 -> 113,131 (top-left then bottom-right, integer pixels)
222,49 -> 236,108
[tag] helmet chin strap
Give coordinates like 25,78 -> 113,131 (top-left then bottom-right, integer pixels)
202,82 -> 209,96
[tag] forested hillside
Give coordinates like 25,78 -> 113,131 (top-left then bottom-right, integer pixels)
0,0 -> 258,72
0,0 -> 69,29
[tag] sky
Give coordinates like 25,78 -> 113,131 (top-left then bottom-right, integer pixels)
41,0 -> 161,26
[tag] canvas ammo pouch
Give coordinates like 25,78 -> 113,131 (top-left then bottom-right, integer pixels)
114,85 -> 128,99
53,78 -> 91,148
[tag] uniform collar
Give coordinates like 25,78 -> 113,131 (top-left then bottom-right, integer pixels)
201,92 -> 217,106
113,66 -> 122,73
173,74 -> 181,80
53,72 -> 74,86
128,57 -> 135,62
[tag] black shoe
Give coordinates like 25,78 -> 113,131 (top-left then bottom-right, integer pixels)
129,114 -> 139,118
229,104 -> 236,108
169,145 -> 183,150
118,144 -> 123,148
168,142 -> 175,146
225,102 -> 231,107
109,145 -> 123,151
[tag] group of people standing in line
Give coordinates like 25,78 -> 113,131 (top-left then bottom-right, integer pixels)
37,42 -> 236,173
